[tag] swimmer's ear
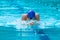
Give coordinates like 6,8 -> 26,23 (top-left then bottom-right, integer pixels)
35,14 -> 40,21
22,14 -> 27,21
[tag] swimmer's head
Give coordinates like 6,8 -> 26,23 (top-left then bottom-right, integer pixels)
27,10 -> 35,19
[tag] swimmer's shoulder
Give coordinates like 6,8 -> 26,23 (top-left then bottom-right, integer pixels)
22,14 -> 27,20
35,13 -> 40,21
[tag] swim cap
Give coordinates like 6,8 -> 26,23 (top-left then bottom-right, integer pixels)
27,10 -> 35,19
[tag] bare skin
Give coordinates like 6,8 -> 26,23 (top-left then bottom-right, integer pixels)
22,14 -> 40,25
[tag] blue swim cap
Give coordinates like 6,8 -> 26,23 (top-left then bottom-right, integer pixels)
27,10 -> 35,19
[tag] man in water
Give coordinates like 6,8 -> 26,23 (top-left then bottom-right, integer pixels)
22,10 -> 50,40
22,10 -> 40,25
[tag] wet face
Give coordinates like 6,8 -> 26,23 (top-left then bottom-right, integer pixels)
27,16 -> 35,20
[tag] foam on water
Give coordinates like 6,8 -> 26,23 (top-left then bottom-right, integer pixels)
0,15 -> 60,30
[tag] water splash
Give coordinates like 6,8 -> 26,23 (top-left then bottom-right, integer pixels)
0,16 -> 60,30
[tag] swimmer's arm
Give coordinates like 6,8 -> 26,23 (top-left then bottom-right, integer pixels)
35,13 -> 40,25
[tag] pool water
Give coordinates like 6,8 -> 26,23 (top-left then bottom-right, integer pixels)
0,0 -> 60,40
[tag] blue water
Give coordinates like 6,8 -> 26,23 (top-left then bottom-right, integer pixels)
0,0 -> 60,40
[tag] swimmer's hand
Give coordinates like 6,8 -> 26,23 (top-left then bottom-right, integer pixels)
30,22 -> 34,25
29,21 -> 40,26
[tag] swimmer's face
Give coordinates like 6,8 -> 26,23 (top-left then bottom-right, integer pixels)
28,18 -> 32,19
27,16 -> 35,20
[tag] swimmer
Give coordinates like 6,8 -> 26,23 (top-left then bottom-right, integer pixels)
22,10 -> 40,25
22,10 -> 50,40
